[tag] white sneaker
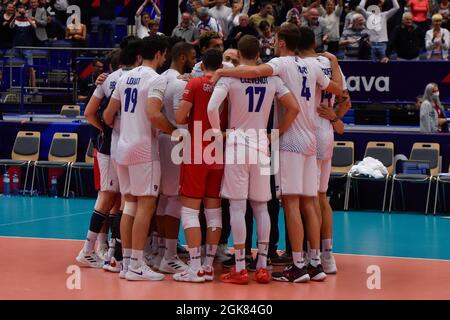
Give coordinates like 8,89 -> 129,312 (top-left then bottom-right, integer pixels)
96,243 -> 108,261
159,256 -> 188,274
215,244 -> 231,263
76,250 -> 103,268
143,253 -> 154,267
150,254 -> 163,271
322,254 -> 337,274
106,257 -> 122,273
125,263 -> 165,281
173,267 -> 206,283
202,265 -> 214,281
119,262 -> 129,279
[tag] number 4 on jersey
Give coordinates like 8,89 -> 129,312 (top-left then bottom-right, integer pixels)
301,76 -> 311,101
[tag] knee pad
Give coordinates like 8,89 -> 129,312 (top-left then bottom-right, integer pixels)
165,196 -> 182,219
123,201 -> 137,217
205,207 -> 222,231
181,207 -> 200,230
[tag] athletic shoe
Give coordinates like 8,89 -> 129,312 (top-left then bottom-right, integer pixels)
215,244 -> 232,262
76,250 -> 103,268
307,264 -> 327,281
272,264 -> 310,283
220,267 -> 249,285
322,254 -> 337,274
255,268 -> 271,284
222,254 -> 253,268
96,243 -> 108,261
102,260 -> 110,271
177,243 -> 189,258
159,256 -> 188,274
106,257 -> 122,273
202,265 -> 214,281
119,262 -> 128,279
270,252 -> 292,266
143,253 -> 153,267
149,254 -> 163,271
247,255 -> 272,272
125,263 -> 165,281
173,267 -> 206,283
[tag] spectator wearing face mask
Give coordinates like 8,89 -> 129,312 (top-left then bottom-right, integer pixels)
420,82 -> 448,132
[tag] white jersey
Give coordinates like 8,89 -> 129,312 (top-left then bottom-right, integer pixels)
308,56 -> 347,160
191,60 -> 234,78
93,67 -> 132,160
160,69 -> 187,128
112,66 -> 167,165
215,74 -> 289,154
267,56 -> 330,156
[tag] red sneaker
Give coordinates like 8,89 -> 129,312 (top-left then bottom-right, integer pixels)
255,268 -> 271,284
220,267 -> 249,285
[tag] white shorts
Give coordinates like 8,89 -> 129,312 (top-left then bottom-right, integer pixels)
278,151 -> 318,197
159,134 -> 181,196
221,153 -> 271,202
97,152 -> 119,193
156,194 -> 182,219
317,158 -> 332,193
116,161 -> 161,197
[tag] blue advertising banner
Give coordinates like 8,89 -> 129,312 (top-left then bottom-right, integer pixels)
339,60 -> 450,104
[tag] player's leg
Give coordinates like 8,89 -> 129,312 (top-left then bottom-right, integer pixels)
105,195 -> 124,273
150,195 -> 167,271
203,196 -> 222,281
103,194 -> 121,270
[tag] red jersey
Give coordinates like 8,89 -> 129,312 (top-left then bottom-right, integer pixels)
182,74 -> 227,166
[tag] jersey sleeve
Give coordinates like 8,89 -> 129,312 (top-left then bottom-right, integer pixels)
266,57 -> 283,76
92,84 -> 106,99
314,63 -> 330,90
273,76 -> 290,98
172,80 -> 187,112
214,77 -> 231,93
111,78 -> 122,101
182,78 -> 197,103
148,75 -> 167,101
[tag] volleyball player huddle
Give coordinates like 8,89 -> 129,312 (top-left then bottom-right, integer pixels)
77,24 -> 351,285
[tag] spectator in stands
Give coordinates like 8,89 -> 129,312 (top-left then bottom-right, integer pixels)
9,3 -> 36,89
385,12 -> 424,60
249,1 -> 275,35
65,16 -> 87,47
357,0 -> 400,62
149,19 -> 163,36
340,13 -> 371,59
209,0 -> 232,37
425,13 -> 449,59
78,59 -> 104,101
415,95 -> 423,108
420,82 -> 448,132
135,0 -> 161,39
223,48 -> 240,66
281,8 -> 302,27
27,0 -> 47,46
172,13 -> 195,42
258,20 -> 275,62
98,0 -> 117,48
51,0 -> 69,27
344,0 -> 362,31
437,0 -> 449,30
302,7 -> 329,52
0,2 -> 16,51
324,0 -> 343,54
194,6 -> 222,39
227,0 -> 250,34
407,0 -> 431,34
45,10 -> 65,40
226,14 -> 259,48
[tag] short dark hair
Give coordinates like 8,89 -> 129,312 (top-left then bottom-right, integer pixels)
297,26 -> 316,51
92,59 -> 104,67
120,39 -> 142,66
106,49 -> 121,72
171,41 -> 195,61
259,20 -> 270,31
237,35 -> 260,60
277,24 -> 300,52
141,35 -> 169,60
202,48 -> 223,71
199,31 -> 222,50
120,35 -> 139,49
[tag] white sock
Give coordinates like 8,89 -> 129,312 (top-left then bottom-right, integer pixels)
83,231 -> 98,253
130,249 -> 144,270
164,238 -> 178,259
188,247 -> 202,271
97,232 -> 108,246
158,237 -> 165,257
309,249 -> 321,267
204,244 -> 217,268
123,248 -> 132,269
256,243 -> 268,269
292,251 -> 305,269
151,233 -> 159,255
235,248 -> 246,272
322,239 -> 333,258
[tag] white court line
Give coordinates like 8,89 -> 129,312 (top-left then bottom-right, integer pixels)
0,210 -> 92,227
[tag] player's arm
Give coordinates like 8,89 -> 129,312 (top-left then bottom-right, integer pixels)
207,86 -> 228,130
276,92 -> 300,136
210,64 -> 274,85
84,95 -> 104,131
147,97 -> 176,134
103,97 -> 121,127
176,100 -> 192,125
336,89 -> 351,120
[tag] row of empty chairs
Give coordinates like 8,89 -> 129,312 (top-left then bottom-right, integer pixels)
330,141 -> 450,214
0,131 -> 93,197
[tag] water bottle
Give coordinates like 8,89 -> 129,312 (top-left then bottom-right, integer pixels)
50,176 -> 58,198
12,173 -> 19,196
3,173 -> 10,196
